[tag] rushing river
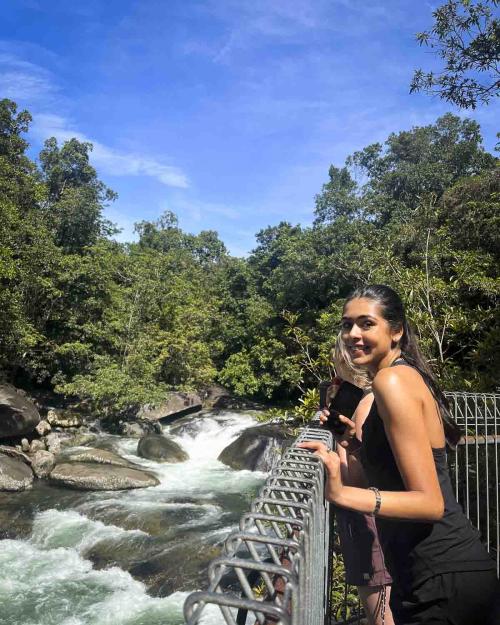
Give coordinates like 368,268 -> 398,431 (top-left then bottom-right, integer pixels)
0,411 -> 267,625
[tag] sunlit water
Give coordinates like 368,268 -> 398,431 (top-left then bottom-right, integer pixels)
0,411 -> 266,625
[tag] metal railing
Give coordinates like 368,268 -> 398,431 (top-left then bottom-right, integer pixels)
445,392 -> 499,576
184,425 -> 333,625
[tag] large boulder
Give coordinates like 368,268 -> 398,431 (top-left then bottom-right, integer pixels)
0,455 -> 34,491
137,434 -> 189,463
0,384 -> 40,440
64,448 -> 138,469
218,424 -> 295,472
137,392 -> 202,423
49,463 -> 159,490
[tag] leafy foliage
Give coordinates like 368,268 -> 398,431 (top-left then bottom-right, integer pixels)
411,0 -> 500,108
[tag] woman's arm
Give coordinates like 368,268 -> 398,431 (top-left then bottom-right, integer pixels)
300,367 -> 445,522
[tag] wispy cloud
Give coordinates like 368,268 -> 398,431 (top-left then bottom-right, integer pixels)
0,52 -> 57,101
33,113 -> 189,189
164,194 -> 241,224
184,0 -> 402,64
0,41 -> 189,189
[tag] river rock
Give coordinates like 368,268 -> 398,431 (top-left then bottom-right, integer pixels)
200,385 -> 264,410
119,420 -> 162,437
0,384 -> 40,440
0,445 -> 32,465
129,541 -> 221,597
31,450 -> 56,478
64,448 -> 138,468
121,422 -> 147,438
21,438 -> 30,452
35,420 -> 51,436
0,455 -> 34,491
137,392 -> 202,423
59,432 -> 97,448
218,424 -> 295,472
49,463 -> 159,490
201,384 -> 234,409
137,434 -> 189,463
47,408 -> 82,428
29,439 -> 46,453
45,432 -> 63,454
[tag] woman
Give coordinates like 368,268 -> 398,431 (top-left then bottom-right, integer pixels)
301,285 -> 499,625
327,336 -> 395,625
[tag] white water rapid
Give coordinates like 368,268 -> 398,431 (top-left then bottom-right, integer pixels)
0,411 -> 266,625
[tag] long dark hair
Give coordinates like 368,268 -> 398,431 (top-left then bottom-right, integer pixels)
345,284 -> 461,447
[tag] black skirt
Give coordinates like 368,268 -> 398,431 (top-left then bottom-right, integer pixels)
389,568 -> 500,625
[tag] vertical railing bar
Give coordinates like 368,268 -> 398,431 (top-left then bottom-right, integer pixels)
495,394 -> 499,577
484,395 -> 490,549
465,395 -> 470,517
475,395 -> 480,532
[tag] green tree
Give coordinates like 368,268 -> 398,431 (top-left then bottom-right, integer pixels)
411,0 -> 500,108
39,137 -> 117,251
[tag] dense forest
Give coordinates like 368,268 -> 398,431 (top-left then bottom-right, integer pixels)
0,98 -> 498,419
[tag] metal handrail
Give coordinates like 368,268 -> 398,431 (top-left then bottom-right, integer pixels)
444,392 -> 499,576
183,425 -> 333,625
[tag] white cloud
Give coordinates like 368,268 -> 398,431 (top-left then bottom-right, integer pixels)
0,53 -> 57,101
33,113 -> 189,189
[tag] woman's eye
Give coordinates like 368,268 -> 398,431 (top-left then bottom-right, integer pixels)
341,321 -> 352,330
362,321 -> 374,329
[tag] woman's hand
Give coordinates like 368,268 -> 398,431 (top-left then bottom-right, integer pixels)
335,414 -> 357,448
318,408 -> 330,426
297,440 -> 343,503
318,409 -> 357,448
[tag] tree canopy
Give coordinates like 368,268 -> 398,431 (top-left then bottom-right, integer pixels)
0,97 -> 498,418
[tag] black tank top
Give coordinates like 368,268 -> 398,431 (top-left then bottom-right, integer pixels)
360,359 -> 495,591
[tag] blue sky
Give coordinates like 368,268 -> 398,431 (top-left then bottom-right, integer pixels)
1,0 -> 498,256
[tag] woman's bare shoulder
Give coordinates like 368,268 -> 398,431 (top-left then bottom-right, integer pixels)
372,364 -> 426,401
374,363 -> 420,383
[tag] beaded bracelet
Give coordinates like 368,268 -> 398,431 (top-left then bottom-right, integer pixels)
368,486 -> 382,516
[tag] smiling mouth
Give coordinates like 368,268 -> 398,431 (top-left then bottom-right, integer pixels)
348,345 -> 370,355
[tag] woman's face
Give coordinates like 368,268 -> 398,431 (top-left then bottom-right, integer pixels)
340,297 -> 402,371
